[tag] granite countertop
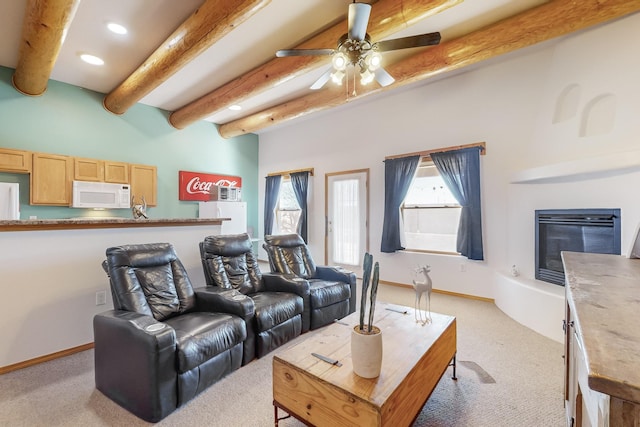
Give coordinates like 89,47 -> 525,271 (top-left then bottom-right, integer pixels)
0,217 -> 229,232
562,251 -> 640,404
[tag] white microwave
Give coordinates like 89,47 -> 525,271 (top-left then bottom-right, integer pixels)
72,180 -> 131,209
210,185 -> 241,201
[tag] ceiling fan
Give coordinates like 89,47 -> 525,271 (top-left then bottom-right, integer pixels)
276,1 -> 441,90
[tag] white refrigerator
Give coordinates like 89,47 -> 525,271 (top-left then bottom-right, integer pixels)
198,201 -> 247,235
0,182 -> 20,220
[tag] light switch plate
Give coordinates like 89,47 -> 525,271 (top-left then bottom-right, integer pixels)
96,290 -> 107,306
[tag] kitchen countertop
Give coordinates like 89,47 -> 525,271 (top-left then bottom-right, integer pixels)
562,251 -> 640,404
0,217 -> 229,232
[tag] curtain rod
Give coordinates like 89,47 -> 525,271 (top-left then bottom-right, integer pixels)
267,167 -> 314,177
384,142 -> 486,161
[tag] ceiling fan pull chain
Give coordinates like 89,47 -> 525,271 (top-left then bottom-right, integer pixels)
352,69 -> 357,97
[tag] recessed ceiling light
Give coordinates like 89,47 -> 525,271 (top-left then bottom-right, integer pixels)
107,22 -> 128,35
229,105 -> 242,111
80,54 -> 104,66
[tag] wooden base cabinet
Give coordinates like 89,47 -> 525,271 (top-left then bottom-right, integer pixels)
565,303 -> 612,427
563,252 -> 640,427
30,153 -> 72,205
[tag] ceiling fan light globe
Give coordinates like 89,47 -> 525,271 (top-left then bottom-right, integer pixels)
332,53 -> 348,71
366,52 -> 382,71
360,69 -> 374,85
331,70 -> 345,85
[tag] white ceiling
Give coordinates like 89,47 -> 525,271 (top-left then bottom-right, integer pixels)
0,0 -> 548,131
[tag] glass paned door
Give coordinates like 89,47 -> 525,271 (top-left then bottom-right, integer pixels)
325,170 -> 368,270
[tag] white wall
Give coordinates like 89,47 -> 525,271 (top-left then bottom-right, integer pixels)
258,13 -> 640,343
0,224 -> 220,368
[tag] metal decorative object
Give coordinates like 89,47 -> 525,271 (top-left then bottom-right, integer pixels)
412,265 -> 432,325
358,252 -> 379,333
131,195 -> 148,219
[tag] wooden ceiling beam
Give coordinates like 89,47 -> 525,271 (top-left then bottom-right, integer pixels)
12,0 -> 81,96
218,0 -> 640,138
168,0 -> 462,129
103,0 -> 271,115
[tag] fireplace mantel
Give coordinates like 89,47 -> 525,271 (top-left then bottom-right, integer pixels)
510,149 -> 640,184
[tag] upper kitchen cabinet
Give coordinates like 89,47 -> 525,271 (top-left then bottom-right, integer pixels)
31,153 -> 72,205
129,164 -> 157,206
0,148 -> 32,173
73,158 -> 130,184
104,161 -> 129,184
73,157 -> 104,182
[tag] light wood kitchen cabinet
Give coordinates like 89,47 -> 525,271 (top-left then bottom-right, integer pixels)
0,148 -> 32,173
30,153 -> 72,205
73,158 -> 129,184
73,157 -> 104,181
129,163 -> 157,206
104,161 -> 129,184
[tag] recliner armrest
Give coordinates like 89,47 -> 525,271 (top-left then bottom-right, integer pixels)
94,310 -> 176,352
93,310 -> 178,422
314,265 -> 356,285
194,287 -> 255,320
314,266 -> 357,316
262,273 -> 310,298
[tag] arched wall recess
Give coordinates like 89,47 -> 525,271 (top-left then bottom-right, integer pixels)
580,93 -> 617,137
552,84 -> 581,124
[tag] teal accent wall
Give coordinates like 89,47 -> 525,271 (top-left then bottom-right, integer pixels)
0,66 -> 259,235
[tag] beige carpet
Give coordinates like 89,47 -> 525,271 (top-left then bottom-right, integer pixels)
0,287 -> 565,426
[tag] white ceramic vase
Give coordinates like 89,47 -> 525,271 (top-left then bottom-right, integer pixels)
351,325 -> 383,378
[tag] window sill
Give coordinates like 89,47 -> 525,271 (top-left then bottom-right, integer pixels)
402,248 -> 461,256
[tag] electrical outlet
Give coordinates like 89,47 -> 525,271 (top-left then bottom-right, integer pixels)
460,264 -> 466,273
96,290 -> 107,306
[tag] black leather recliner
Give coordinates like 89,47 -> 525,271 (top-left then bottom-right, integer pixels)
263,233 -> 357,330
199,233 -> 305,361
94,243 -> 249,422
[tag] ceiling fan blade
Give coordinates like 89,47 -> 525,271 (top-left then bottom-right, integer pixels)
276,49 -> 335,57
348,2 -> 371,41
375,32 -> 442,52
310,68 -> 333,90
374,68 -> 395,87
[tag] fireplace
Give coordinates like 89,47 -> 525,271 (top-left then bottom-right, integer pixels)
535,209 -> 621,286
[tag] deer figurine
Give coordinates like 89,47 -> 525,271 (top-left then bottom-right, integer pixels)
131,195 -> 148,219
412,265 -> 432,325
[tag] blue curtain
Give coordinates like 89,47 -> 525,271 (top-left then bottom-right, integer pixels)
290,171 -> 309,243
380,155 -> 421,253
264,175 -> 281,237
431,147 -> 484,260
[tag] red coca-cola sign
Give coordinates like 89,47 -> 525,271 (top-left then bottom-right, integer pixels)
178,171 -> 242,201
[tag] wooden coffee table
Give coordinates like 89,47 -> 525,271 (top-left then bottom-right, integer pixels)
272,303 -> 457,426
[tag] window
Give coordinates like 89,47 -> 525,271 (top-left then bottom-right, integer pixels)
275,179 -> 301,234
402,160 -> 461,253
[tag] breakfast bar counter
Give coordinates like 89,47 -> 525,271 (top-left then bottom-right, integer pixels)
0,217 -> 230,370
561,252 -> 640,426
0,217 -> 227,232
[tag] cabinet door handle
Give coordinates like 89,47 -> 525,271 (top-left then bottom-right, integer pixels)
562,320 -> 574,333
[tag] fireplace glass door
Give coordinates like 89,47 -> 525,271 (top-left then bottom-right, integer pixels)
535,209 -> 621,285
